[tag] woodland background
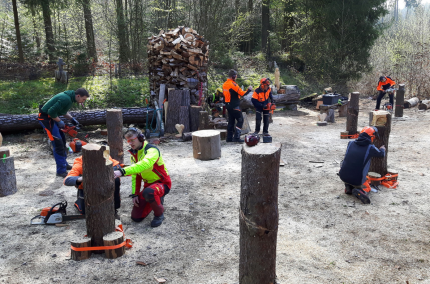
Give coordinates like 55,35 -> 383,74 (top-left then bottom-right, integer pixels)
0,0 -> 429,114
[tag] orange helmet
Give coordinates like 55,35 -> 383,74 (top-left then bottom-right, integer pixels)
360,126 -> 379,142
260,78 -> 271,86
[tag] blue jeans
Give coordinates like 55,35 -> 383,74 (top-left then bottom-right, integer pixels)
39,120 -> 68,174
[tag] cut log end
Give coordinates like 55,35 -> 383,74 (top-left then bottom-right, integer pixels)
71,237 -> 92,261
192,130 -> 221,160
103,231 -> 125,259
243,142 -> 281,155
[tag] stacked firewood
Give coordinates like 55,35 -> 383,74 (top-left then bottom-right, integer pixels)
147,26 -> 209,104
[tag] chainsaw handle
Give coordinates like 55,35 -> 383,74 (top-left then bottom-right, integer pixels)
46,201 -> 68,220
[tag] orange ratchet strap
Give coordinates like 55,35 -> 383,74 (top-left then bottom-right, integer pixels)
70,225 -> 133,252
366,173 -> 399,189
340,133 -> 359,139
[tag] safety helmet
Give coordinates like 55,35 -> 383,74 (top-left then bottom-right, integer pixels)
245,134 -> 260,147
216,88 -> 222,94
360,126 -> 379,142
260,78 -> 271,86
379,76 -> 385,81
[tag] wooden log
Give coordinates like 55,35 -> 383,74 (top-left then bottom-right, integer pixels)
179,106 -> 190,133
103,231 -> 125,259
215,129 -> 227,140
239,143 -> 281,284
82,144 -> 115,251
346,92 -> 360,135
395,84 -> 405,117
190,106 -> 203,132
338,101 -> 349,117
369,111 -> 391,176
165,90 -> 183,133
106,109 -> 124,164
0,132 -> 2,147
403,97 -> 419,108
192,130 -> 221,160
340,131 -> 349,139
0,148 -> 17,197
368,172 -> 381,187
240,86 -> 300,110
370,110 -> 389,126
182,132 -> 193,141
198,111 -> 209,130
181,89 -> 191,106
418,100 -> 430,110
71,236 -> 92,261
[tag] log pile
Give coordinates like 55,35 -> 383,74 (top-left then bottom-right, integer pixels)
148,26 -> 209,104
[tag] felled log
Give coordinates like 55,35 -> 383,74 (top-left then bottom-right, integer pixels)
395,84 -> 405,117
103,231 -> 125,259
192,130 -> 221,160
71,236 -> 92,261
418,100 -> 430,110
0,147 -> 17,197
0,107 -> 154,133
240,86 -> 300,110
403,97 -> 419,108
106,109 -> 124,164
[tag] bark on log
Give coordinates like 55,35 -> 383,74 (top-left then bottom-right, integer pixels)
369,111 -> 391,176
395,84 -> 405,117
179,106 -> 190,133
192,130 -> 221,160
198,111 -> 209,130
0,148 -> 17,197
0,132 -> 2,147
182,132 -> 192,141
181,89 -> 190,106
418,100 -> 430,110
239,143 -> 281,284
106,109 -> 124,164
70,237 -> 92,261
165,90 -> 183,133
82,144 -> 115,251
338,102 -> 349,117
346,92 -> 360,135
240,86 -> 300,110
103,231 -> 125,259
190,106 -> 203,131
0,107 -> 154,133
404,97 -> 419,108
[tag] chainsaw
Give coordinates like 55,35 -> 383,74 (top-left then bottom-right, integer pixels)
30,201 -> 85,225
61,123 -> 79,138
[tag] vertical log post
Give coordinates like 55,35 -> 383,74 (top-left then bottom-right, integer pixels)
106,109 -> 124,164
369,111 -> 391,176
395,84 -> 405,117
71,237 -> 92,261
239,143 -> 281,284
190,106 -> 203,131
198,111 -> 209,130
0,147 -> 17,197
103,231 -> 125,259
82,144 -> 116,251
179,106 -> 190,133
165,90 -> 183,133
346,92 -> 360,135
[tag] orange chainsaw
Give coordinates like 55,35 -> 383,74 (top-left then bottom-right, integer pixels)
30,201 -> 85,225
61,123 -> 79,138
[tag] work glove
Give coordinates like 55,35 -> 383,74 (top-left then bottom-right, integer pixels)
56,120 -> 65,129
71,117 -> 79,126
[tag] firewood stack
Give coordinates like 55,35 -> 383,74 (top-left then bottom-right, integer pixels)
147,26 -> 209,104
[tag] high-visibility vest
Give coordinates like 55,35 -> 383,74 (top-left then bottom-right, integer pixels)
252,87 -> 271,102
377,77 -> 396,91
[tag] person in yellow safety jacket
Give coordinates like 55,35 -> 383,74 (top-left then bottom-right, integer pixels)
206,88 -> 224,117
375,76 -> 396,110
114,127 -> 171,227
222,69 -> 253,143
251,78 -> 274,136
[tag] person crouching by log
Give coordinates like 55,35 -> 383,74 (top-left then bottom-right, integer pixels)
339,127 -> 385,204
114,127 -> 171,227
223,69 -> 253,143
206,88 -> 224,118
64,155 -> 121,220
252,78 -> 274,136
38,88 -> 89,177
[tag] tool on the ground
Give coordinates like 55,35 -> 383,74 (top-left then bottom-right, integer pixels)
30,201 -> 85,225
70,138 -> 87,153
365,172 -> 399,190
245,134 -> 260,147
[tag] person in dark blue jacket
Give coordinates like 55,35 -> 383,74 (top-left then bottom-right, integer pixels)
339,127 -> 385,204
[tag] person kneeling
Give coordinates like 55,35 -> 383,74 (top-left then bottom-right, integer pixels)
114,128 -> 171,227
339,127 -> 385,204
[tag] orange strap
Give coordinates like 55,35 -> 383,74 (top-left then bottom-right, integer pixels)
367,173 -> 399,189
70,226 -> 133,252
340,133 -> 359,139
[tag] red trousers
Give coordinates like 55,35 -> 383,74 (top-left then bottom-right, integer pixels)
131,182 -> 168,221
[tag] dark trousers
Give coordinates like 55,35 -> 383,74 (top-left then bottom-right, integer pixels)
376,91 -> 394,110
75,177 -> 121,214
226,103 -> 243,133
252,98 -> 270,134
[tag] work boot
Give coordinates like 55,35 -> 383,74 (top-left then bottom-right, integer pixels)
352,188 -> 370,204
233,128 -> 244,143
114,209 -> 121,221
255,112 -> 262,134
56,172 -> 68,178
344,184 -> 353,195
226,131 -> 234,142
151,214 -> 165,227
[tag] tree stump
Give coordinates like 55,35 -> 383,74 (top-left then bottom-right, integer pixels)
106,109 -> 124,164
179,106 -> 190,133
190,106 -> 203,131
395,84 -> 405,117
418,100 -> 430,110
198,111 -> 209,130
103,231 -> 125,259
368,172 -> 381,187
71,236 -> 92,261
0,147 -> 17,197
82,144 -> 116,251
239,143 -> 281,284
338,101 -> 349,117
346,92 -> 360,135
182,132 -> 193,141
369,111 -> 391,176
192,130 -> 221,160
404,97 -> 419,109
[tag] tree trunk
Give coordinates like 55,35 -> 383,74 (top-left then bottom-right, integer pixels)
198,111 -> 209,130
82,144 -> 116,250
369,111 -> 391,176
346,92 -> 360,135
261,0 -> 270,56
403,97 -> 419,108
30,6 -> 41,49
418,100 -> 430,110
395,84 -> 405,117
106,109 -> 124,163
239,143 -> 281,284
103,231 -> 125,259
0,148 -> 17,197
70,237 -> 92,261
165,90 -> 183,133
179,106 -> 190,133
40,0 -> 55,63
240,86 -> 300,110
82,0 -> 97,61
0,107 -> 154,133
190,105 -> 203,131
115,0 -> 129,63
192,130 -> 221,160
12,0 -> 24,63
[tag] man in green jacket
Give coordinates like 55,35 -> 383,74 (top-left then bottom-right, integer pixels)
38,88 -> 89,177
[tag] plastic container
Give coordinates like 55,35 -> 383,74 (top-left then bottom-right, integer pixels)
322,94 -> 341,105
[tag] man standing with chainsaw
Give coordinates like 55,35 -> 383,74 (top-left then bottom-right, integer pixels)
113,127 -> 171,227
64,155 -> 122,220
252,78 -> 274,136
339,127 -> 385,204
375,76 -> 396,110
38,88 -> 89,177
223,69 -> 253,143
